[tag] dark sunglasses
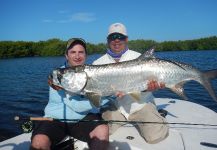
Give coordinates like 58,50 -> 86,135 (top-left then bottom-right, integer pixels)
107,33 -> 127,41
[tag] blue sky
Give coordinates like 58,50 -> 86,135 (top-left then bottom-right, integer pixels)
1,0 -> 217,43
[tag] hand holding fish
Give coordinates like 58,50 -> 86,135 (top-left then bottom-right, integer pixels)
147,80 -> 165,91
115,91 -> 125,98
48,78 -> 63,91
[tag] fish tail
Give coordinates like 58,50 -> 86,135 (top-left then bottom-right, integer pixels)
201,69 -> 217,102
204,69 -> 217,79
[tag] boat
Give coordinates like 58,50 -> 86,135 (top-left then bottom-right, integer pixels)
0,98 -> 217,150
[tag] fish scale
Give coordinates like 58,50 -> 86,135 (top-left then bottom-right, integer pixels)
85,63 -> 146,95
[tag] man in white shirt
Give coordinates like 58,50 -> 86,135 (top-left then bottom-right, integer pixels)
93,23 -> 169,143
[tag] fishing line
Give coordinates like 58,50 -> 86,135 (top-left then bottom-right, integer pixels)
14,116 -> 217,133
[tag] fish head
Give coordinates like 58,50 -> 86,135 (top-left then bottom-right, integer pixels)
51,67 -> 87,93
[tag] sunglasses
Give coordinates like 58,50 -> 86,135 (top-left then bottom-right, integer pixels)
107,33 -> 127,41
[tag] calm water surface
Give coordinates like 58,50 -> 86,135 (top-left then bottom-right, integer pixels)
0,50 -> 217,141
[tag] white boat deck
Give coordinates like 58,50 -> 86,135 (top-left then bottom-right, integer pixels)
0,98 -> 217,150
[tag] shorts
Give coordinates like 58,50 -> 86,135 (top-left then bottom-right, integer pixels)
128,103 -> 169,144
31,113 -> 105,147
102,103 -> 169,144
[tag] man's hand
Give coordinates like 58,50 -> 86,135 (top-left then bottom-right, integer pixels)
147,80 -> 165,91
115,91 -> 125,99
48,78 -> 63,91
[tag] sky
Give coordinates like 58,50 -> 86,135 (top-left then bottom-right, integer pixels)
0,0 -> 217,44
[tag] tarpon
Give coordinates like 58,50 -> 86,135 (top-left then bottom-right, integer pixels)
49,48 -> 217,107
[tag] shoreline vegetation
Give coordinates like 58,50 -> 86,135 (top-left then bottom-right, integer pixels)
0,36 -> 217,58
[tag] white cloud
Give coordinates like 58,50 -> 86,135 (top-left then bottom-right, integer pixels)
43,19 -> 53,23
43,12 -> 96,24
58,10 -> 69,14
56,20 -> 71,23
71,13 -> 96,22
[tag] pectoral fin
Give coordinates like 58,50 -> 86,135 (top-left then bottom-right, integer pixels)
170,82 -> 188,100
128,91 -> 141,101
86,92 -> 101,107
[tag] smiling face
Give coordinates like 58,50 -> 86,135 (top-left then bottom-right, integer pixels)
65,44 -> 86,66
108,38 -> 128,54
107,33 -> 128,54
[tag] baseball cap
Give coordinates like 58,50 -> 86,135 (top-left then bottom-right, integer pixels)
66,38 -> 86,52
108,23 -> 127,36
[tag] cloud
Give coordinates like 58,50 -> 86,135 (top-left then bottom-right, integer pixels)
56,20 -> 71,23
43,19 -> 53,23
58,10 -> 69,14
71,13 -> 96,22
43,12 -> 96,24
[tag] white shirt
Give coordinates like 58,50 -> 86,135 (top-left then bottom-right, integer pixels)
93,50 -> 155,119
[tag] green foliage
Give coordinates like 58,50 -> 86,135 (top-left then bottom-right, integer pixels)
128,39 -> 157,53
158,36 -> 217,51
38,39 -> 66,56
86,43 -> 106,55
0,39 -> 66,58
0,36 -> 217,58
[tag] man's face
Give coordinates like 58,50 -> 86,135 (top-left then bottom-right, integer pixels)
65,44 -> 86,66
108,33 -> 128,54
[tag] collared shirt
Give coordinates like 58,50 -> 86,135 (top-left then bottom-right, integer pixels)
93,49 -> 141,65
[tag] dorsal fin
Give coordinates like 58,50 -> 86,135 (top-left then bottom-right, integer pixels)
138,46 -> 156,60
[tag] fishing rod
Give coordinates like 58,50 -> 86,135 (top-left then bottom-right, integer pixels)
14,116 -> 217,149
14,116 -> 217,127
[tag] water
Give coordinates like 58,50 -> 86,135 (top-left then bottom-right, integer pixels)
0,50 -> 217,141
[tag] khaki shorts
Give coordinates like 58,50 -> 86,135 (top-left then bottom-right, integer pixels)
102,103 -> 169,144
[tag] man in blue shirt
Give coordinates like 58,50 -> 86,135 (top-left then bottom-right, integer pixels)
31,38 -> 109,150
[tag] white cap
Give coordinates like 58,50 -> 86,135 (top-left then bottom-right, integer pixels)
108,23 -> 127,36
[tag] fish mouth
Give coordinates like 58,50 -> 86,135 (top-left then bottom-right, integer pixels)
57,72 -> 63,84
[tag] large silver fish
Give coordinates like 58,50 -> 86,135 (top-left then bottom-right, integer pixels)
49,48 -> 217,107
